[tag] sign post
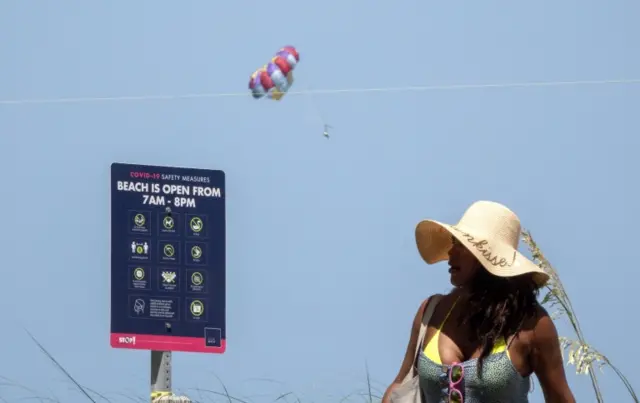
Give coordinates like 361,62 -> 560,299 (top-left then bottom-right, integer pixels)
110,162 -> 226,402
151,351 -> 172,400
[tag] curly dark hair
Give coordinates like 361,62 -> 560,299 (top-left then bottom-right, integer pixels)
456,266 -> 540,377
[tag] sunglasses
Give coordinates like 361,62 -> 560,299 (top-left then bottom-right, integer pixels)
439,362 -> 464,403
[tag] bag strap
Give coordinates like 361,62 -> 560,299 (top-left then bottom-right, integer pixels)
413,294 -> 443,366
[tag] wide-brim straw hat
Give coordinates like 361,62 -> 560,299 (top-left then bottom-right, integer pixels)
415,200 -> 549,288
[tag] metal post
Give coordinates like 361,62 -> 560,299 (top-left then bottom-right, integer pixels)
151,351 -> 172,401
150,351 -> 192,403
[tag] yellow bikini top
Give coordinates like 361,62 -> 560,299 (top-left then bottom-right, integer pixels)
423,296 -> 509,365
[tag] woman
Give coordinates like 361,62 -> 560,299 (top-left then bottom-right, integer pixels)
382,201 -> 575,403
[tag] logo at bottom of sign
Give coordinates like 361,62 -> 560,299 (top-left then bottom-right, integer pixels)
204,327 -> 222,348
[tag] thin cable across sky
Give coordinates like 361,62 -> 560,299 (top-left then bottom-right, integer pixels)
1,78 -> 639,106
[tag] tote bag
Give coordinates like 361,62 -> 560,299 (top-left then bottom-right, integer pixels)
389,294 -> 442,403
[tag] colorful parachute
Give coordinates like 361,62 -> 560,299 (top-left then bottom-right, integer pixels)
249,46 -> 300,101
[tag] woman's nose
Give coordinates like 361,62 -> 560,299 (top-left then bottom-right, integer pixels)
448,244 -> 456,258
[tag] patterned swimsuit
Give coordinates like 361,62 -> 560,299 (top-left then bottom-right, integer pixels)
417,298 -> 531,402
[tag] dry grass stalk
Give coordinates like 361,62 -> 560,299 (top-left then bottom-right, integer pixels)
521,230 -> 638,403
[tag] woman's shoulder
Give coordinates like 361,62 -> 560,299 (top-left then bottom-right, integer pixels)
411,291 -> 455,324
532,304 -> 560,339
415,291 -> 452,312
526,304 -> 552,327
520,303 -> 558,343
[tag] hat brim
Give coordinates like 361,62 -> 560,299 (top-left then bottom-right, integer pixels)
415,219 -> 549,288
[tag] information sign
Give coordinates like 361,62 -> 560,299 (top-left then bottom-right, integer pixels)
110,162 -> 226,353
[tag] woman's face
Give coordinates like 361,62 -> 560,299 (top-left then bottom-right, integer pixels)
447,236 -> 482,287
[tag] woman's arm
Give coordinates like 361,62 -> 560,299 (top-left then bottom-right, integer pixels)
531,308 -> 576,403
381,297 -> 430,403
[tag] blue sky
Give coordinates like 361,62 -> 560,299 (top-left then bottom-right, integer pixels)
1,1 -> 639,402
